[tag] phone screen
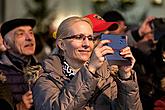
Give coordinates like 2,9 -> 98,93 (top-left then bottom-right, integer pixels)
100,34 -> 131,65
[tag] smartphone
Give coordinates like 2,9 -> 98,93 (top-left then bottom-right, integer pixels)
100,34 -> 131,65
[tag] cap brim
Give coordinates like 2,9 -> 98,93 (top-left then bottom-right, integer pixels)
0,18 -> 36,38
93,22 -> 118,32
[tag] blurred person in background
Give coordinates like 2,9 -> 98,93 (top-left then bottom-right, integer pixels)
103,10 -> 127,35
146,35 -> 165,110
0,23 -> 6,53
103,10 -> 165,110
153,76 -> 165,110
34,20 -> 56,61
33,15 -> 142,110
0,33 -> 6,52
129,16 -> 158,110
131,16 -> 156,55
0,18 -> 42,110
102,10 -> 156,53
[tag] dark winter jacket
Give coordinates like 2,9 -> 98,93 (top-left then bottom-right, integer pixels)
0,52 -> 39,109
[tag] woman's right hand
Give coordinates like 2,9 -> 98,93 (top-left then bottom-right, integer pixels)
88,40 -> 114,73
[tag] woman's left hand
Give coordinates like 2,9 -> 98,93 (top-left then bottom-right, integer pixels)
118,46 -> 136,77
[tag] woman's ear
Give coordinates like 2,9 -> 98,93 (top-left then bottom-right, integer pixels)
57,39 -> 65,51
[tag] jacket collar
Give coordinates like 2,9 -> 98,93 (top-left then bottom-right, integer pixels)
0,52 -> 38,71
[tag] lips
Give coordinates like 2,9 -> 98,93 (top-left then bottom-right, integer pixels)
78,50 -> 92,56
24,43 -> 34,47
78,50 -> 91,52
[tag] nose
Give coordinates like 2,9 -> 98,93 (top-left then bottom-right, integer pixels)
82,37 -> 90,48
25,32 -> 33,40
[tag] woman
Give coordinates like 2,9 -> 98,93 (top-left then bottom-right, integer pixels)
33,16 -> 142,110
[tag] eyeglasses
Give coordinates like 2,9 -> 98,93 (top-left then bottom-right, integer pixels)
63,34 -> 97,42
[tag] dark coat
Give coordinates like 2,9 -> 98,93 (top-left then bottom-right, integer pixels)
0,81 -> 13,110
0,52 -> 38,109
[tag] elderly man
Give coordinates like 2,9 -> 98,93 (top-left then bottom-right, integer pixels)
0,18 -> 41,110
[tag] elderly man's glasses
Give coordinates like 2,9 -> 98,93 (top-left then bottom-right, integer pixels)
63,34 -> 97,42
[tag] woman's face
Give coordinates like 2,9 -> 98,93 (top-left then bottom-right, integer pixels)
61,21 -> 94,66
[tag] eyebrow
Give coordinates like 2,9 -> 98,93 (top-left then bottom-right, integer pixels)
14,28 -> 33,33
13,28 -> 33,38
13,29 -> 24,36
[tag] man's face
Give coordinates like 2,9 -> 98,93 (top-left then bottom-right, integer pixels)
6,26 -> 36,56
104,21 -> 127,35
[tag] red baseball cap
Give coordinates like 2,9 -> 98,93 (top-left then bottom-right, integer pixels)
84,14 -> 118,32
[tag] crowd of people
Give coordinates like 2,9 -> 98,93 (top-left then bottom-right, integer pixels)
0,9 -> 165,110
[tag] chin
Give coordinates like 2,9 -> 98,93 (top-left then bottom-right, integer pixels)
24,53 -> 34,56
80,57 -> 90,62
23,51 -> 35,55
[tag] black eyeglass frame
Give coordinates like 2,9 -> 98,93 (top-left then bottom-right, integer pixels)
62,33 -> 98,41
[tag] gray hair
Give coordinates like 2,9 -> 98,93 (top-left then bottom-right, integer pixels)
3,32 -> 13,49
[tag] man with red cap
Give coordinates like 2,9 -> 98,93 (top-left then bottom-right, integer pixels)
0,18 -> 42,110
84,13 -> 124,68
84,14 -> 119,33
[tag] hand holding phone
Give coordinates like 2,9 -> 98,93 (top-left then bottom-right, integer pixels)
100,34 -> 131,65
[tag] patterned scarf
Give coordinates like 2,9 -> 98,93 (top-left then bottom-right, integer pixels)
59,55 -> 76,79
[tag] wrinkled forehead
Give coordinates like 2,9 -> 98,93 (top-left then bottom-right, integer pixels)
13,25 -> 33,31
3,26 -> 33,40
7,25 -> 33,35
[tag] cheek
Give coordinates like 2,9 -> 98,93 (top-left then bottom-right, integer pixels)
14,39 -> 25,52
66,43 -> 79,53
32,37 -> 36,43
15,42 -> 23,52
163,52 -> 165,57
64,42 -> 82,58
